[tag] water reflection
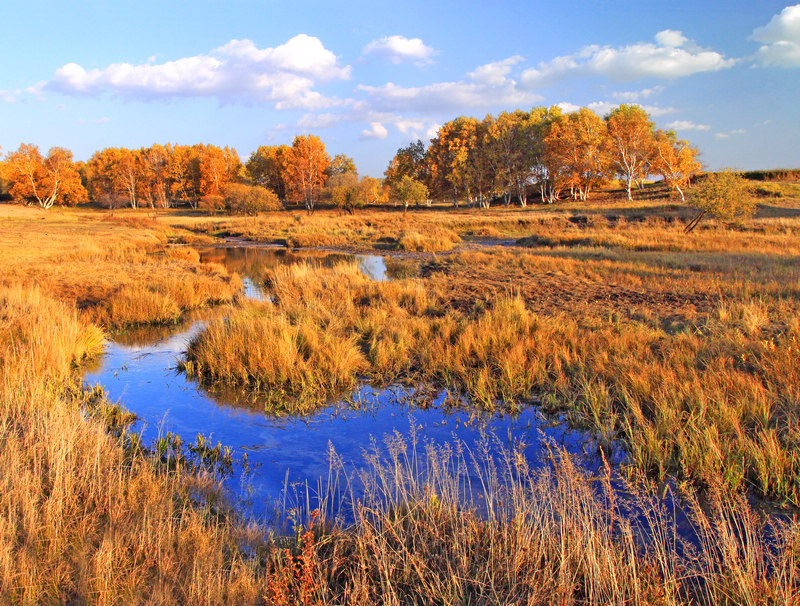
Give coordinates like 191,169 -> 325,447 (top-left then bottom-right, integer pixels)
84,323 -> 602,521
83,244 -> 608,522
197,246 -> 421,293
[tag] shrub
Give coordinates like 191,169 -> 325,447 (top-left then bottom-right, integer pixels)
223,183 -> 281,217
685,169 -> 755,233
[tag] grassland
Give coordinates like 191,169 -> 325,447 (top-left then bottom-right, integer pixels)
1,190 -> 799,603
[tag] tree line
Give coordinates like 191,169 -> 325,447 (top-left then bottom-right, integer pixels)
0,135 -> 373,214
0,104 -> 702,212
385,104 -> 702,208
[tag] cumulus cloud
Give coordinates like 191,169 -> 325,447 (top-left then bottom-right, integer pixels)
521,30 -> 734,87
363,35 -> 435,65
361,122 -> 388,139
45,35 -> 351,109
666,120 -> 711,131
357,56 -> 542,114
468,56 -> 524,85
557,100 -> 675,118
654,30 -> 688,48
296,112 -> 341,129
751,4 -> 800,67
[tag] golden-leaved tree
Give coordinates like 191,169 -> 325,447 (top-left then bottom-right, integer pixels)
605,104 -> 656,201
246,144 -> 291,203
652,130 -> 702,203
544,108 -> 609,201
4,143 -> 87,209
282,135 -> 330,212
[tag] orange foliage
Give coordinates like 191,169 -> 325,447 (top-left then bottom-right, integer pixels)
282,135 -> 330,211
4,143 -> 87,208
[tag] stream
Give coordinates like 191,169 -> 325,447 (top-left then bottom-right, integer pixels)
84,246 -> 609,522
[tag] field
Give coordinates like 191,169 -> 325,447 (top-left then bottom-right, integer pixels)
1,185 -> 799,604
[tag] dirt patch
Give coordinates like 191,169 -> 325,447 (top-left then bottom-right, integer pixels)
423,261 -> 712,318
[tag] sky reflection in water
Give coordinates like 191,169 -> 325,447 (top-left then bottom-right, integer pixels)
85,247 -> 602,521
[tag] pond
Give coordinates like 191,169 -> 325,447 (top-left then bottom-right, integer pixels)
84,247 -> 609,522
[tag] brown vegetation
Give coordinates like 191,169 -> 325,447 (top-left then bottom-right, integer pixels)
0,207 -> 241,328
1,197 -> 799,603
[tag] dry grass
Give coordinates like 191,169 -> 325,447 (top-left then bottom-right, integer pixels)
397,228 -> 461,252
2,195 -> 800,602
0,207 -> 241,328
261,434 -> 800,605
185,257 -> 800,503
0,286 -> 267,604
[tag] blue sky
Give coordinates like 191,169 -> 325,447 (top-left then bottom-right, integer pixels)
1,1 -> 798,177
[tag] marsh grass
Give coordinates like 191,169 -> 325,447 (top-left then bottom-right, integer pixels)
261,433 -> 800,605
397,228 -> 461,252
186,251 -> 800,503
0,208 -> 241,329
2,199 -> 800,602
0,286 -> 266,604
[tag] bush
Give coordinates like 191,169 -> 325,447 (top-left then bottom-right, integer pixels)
685,169 -> 755,233
223,183 -> 281,217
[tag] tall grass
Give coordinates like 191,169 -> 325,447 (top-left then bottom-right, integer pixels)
262,433 -> 800,605
0,286 -> 265,604
186,258 -> 800,503
0,209 -> 241,330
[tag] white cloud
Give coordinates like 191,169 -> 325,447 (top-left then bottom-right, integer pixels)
358,56 -> 542,114
426,123 -> 442,139
612,86 -> 664,101
654,30 -> 688,48
361,122 -> 388,139
95,117 -> 110,124
751,4 -> 800,67
715,129 -> 746,140
363,35 -> 435,65
521,30 -> 734,87
468,56 -> 524,85
666,120 -> 711,131
45,35 -> 351,109
1,89 -> 17,103
557,100 -> 675,118
394,118 -> 424,133
296,112 -> 341,129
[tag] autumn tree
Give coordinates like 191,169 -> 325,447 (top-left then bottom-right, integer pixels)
327,153 -> 356,176
140,144 -> 170,209
544,108 -> 609,201
4,143 -> 87,208
246,145 -> 291,204
223,183 -> 280,220
324,170 -> 359,214
198,144 -> 241,198
426,116 -> 491,207
167,144 -> 202,205
652,130 -> 702,203
685,169 -> 755,233
86,147 -> 144,208
392,175 -> 429,215
484,108 -> 559,207
357,176 -> 383,208
605,105 -> 656,201
282,135 -> 330,212
384,140 -> 428,190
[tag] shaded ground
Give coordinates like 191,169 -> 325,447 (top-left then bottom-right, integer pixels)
421,257 -> 712,318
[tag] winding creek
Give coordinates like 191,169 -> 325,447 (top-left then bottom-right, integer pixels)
84,246 -> 611,522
